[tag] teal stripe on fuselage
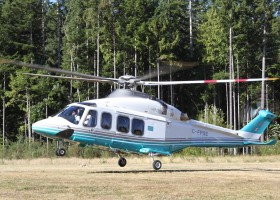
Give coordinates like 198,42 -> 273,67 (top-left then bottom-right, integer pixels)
33,126 -> 257,155
32,126 -> 61,136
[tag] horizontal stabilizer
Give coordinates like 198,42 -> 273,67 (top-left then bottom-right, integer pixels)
243,139 -> 277,146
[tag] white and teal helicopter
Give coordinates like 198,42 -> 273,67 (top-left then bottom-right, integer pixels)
1,59 -> 278,170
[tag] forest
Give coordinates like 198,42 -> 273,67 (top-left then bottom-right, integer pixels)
0,0 -> 280,157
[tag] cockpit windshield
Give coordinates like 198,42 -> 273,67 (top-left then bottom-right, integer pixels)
58,106 -> 85,124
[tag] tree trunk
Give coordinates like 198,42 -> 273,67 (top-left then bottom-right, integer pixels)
26,88 -> 32,143
260,6 -> 267,142
41,0 -> 46,63
57,0 -> 62,67
96,6 -> 100,98
189,0 -> 193,58
229,26 -> 233,129
2,73 -> 5,150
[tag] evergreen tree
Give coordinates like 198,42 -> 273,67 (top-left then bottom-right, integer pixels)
0,0 -> 280,146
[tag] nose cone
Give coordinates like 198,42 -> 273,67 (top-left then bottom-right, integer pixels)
32,117 -> 70,138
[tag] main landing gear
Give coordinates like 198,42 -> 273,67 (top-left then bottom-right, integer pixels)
152,160 -> 162,170
150,153 -> 162,170
114,150 -> 162,170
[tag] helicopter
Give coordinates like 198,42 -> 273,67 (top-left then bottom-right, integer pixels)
1,59 -> 278,170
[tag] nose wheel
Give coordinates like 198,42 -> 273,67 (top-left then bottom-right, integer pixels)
56,148 -> 66,156
118,157 -> 127,167
55,140 -> 66,156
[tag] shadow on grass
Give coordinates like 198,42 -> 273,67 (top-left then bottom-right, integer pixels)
89,168 -> 280,174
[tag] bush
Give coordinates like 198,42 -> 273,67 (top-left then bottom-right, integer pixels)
0,136 -> 57,159
0,136 -> 279,159
255,142 -> 280,156
0,137 -> 116,159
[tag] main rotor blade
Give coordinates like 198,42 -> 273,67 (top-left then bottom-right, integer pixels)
144,78 -> 279,86
0,58 -> 117,83
139,60 -> 198,81
21,73 -> 112,83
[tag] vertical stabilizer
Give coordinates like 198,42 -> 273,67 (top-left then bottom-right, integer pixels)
238,110 -> 277,139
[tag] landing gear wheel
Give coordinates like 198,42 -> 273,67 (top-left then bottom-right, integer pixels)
153,160 -> 162,170
56,148 -> 60,156
118,157 -> 127,167
56,148 -> 66,156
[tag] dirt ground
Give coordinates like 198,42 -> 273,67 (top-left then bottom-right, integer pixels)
0,156 -> 280,200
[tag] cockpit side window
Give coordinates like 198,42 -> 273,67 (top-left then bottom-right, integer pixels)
83,110 -> 97,127
58,106 -> 85,124
101,112 -> 112,130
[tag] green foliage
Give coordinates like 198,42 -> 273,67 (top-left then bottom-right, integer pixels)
0,0 -> 280,157
269,122 -> 280,140
175,147 -> 207,157
0,137 -> 115,159
198,5 -> 228,65
197,104 -> 226,127
0,136 -> 56,159
255,142 -> 280,156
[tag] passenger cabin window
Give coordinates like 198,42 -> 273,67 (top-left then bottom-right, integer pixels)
58,106 -> 85,124
83,110 -> 97,127
132,119 -> 144,136
101,112 -> 112,129
117,116 -> 129,133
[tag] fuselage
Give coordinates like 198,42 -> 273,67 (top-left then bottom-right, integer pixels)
32,89 -> 267,155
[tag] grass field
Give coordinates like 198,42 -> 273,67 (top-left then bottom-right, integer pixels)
1,156 -> 280,200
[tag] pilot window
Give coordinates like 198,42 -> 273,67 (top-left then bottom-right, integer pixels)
58,106 -> 85,124
83,110 -> 97,127
101,112 -> 112,129
117,116 -> 129,133
132,119 -> 144,136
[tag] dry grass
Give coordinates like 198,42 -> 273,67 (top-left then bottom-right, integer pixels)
1,156 -> 280,200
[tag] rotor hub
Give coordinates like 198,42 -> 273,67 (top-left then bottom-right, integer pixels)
118,75 -> 143,88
